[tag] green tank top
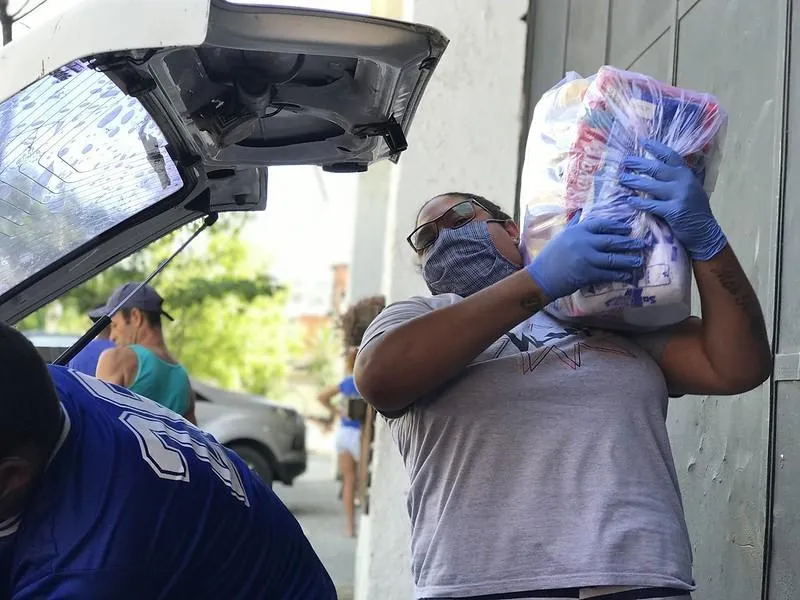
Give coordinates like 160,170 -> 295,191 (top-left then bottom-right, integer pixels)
129,345 -> 191,416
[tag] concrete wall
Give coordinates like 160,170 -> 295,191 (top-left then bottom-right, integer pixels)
347,160 -> 395,305
523,1 -> 791,598
352,0 -> 527,598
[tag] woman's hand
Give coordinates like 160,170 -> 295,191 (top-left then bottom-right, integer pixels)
619,138 -> 771,395
619,138 -> 728,261
527,216 -> 648,301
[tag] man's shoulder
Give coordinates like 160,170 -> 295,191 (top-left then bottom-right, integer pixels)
98,345 -> 138,371
98,344 -> 133,361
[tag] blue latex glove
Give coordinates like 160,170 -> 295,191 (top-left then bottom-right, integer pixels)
619,138 -> 727,261
526,215 -> 648,301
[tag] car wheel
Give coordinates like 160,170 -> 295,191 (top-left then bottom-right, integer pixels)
229,444 -> 275,487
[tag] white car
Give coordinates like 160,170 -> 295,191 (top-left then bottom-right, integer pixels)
191,378 -> 307,487
4,0 -> 446,483
0,0 -> 447,321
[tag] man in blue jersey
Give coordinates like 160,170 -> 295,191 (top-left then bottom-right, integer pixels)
0,323 -> 336,599
65,304 -> 114,376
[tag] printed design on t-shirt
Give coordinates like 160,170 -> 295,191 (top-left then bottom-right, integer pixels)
0,514 -> 20,539
494,318 -> 636,374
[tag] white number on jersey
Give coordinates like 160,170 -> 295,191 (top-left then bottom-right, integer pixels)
72,371 -> 250,506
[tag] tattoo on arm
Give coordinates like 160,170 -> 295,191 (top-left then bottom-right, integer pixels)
520,293 -> 545,314
710,266 -> 768,339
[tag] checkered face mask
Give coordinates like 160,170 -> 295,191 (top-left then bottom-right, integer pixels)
422,221 -> 520,297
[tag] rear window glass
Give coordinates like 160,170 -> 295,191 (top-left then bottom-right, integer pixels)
0,60 -> 183,295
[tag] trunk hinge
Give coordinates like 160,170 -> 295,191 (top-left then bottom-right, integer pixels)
354,115 -> 408,155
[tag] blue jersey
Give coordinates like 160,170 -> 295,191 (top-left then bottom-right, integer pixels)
5,366 -> 335,599
66,338 -> 114,376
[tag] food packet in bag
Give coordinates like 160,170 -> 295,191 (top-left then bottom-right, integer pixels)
518,72 -> 591,265
519,66 -> 727,331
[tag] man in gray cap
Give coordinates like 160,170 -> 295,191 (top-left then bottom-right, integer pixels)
66,304 -> 115,376
95,282 -> 196,424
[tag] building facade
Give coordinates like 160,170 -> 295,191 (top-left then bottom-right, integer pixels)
351,1 -> 796,599
350,1 -> 526,599
524,3 -> 793,599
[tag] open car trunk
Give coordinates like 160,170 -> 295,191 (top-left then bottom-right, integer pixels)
0,0 -> 447,323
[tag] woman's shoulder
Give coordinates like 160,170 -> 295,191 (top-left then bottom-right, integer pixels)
374,293 -> 462,324
398,293 -> 463,309
360,294 -> 461,348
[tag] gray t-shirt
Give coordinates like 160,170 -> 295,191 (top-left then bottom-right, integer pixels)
361,294 -> 694,599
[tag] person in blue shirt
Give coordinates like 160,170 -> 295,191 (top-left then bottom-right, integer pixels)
317,347 -> 364,538
0,322 -> 336,599
66,304 -> 114,376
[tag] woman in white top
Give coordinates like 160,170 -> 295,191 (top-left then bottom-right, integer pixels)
354,139 -> 771,600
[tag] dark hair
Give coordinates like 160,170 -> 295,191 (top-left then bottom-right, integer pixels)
121,307 -> 162,329
340,295 -> 386,349
416,192 -> 513,224
0,323 -> 62,459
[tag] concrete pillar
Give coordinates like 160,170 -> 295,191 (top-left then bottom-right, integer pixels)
346,160 -> 395,305
354,1 -> 528,598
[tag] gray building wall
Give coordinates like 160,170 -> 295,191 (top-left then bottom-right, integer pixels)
524,1 -> 791,599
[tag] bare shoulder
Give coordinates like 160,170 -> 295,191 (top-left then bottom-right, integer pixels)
97,346 -> 138,385
99,345 -> 136,366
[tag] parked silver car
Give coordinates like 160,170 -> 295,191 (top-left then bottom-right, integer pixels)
24,332 -> 306,487
192,378 -> 306,486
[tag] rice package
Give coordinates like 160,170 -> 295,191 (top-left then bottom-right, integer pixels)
518,72 -> 590,264
519,65 -> 727,331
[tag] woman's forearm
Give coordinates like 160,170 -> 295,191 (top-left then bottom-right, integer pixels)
354,270 -> 548,413
693,244 -> 772,387
317,386 -> 339,417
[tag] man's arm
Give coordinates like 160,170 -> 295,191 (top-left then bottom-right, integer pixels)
96,347 -> 137,387
655,246 -> 772,396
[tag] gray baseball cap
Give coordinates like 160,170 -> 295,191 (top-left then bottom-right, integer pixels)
87,303 -> 107,321
93,282 -> 175,321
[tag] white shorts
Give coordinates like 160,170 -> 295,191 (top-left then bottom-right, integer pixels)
335,425 -> 361,461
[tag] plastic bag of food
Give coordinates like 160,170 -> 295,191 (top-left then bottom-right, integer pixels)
518,72 -> 591,265
519,66 -> 727,331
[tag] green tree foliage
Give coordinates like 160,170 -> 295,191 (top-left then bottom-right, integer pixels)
19,214 -> 304,397
301,322 -> 342,388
